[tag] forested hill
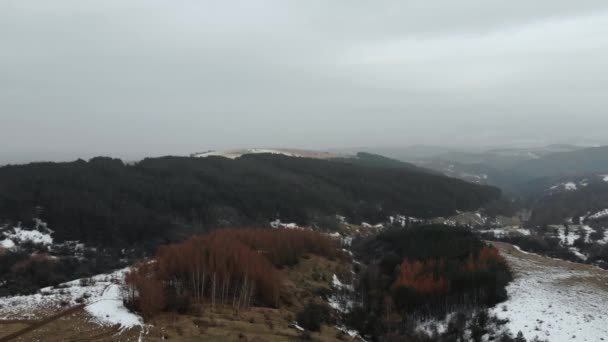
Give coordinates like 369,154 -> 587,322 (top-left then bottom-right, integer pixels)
513,145 -> 608,179
331,151 -> 433,171
0,154 -> 500,247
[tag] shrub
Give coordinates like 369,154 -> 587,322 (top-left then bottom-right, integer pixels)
296,302 -> 331,332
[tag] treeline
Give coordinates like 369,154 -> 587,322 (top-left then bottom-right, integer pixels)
347,225 -> 512,340
125,228 -> 342,317
0,154 -> 500,248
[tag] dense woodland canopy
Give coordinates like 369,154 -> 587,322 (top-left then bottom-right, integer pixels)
348,226 -> 512,340
0,154 -> 500,247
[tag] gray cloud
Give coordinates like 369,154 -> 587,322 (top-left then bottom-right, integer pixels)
2,0 -> 608,163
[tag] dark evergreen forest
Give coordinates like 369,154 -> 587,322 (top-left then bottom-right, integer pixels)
0,154 -> 500,248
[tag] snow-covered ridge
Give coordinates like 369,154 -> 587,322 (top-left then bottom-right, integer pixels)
191,148 -> 343,160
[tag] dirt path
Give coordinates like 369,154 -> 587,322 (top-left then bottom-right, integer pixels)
0,304 -> 85,342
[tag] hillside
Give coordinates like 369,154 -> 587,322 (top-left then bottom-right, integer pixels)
528,175 -> 608,225
491,242 -> 608,342
330,152 -> 437,173
362,144 -> 589,190
0,154 -> 500,247
513,145 -> 608,179
0,229 -> 356,341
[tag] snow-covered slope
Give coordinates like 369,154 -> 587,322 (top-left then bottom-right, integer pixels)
492,243 -> 608,342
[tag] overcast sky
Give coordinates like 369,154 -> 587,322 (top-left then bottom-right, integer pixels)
2,1 -> 608,163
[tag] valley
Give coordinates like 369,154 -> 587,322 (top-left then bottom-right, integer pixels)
1,149 -> 608,341
4,2 -> 608,340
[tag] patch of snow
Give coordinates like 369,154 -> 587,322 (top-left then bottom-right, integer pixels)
270,219 -> 300,229
550,182 -> 581,192
85,284 -> 143,329
415,315 -> 451,336
332,274 -> 344,288
588,209 -> 608,220
516,228 -> 531,236
569,248 -> 588,261
512,245 -> 530,255
0,239 -> 15,249
3,227 -> 53,246
329,274 -> 355,313
335,215 -> 347,224
478,227 -> 531,239
336,325 -> 363,339
328,295 -> 354,314
554,225 -> 595,245
341,236 -> 353,247
292,322 -> 305,331
443,220 -> 457,226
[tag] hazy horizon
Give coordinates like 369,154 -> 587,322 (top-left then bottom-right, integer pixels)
3,1 -> 608,164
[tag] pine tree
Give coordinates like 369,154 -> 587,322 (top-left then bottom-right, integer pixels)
514,331 -> 527,342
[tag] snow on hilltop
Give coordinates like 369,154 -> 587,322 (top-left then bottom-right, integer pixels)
190,148 -> 343,160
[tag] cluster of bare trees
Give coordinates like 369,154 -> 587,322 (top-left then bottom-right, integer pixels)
125,228 -> 341,318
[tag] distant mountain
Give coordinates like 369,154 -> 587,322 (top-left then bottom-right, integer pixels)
0,154 -> 500,247
434,144 -> 585,169
513,145 -> 608,179
348,144 -> 589,188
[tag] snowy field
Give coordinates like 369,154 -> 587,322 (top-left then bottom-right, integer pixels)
492,243 -> 608,342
